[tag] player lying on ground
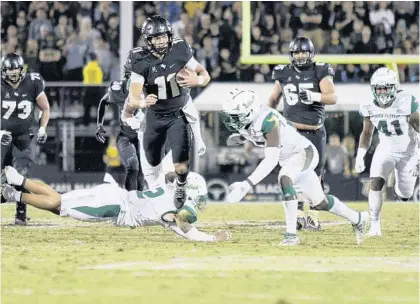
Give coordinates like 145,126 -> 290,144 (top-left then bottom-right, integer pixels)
355,67 -> 419,237
1,166 -> 232,242
222,90 -> 368,245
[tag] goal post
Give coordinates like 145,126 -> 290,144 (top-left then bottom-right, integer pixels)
240,2 -> 419,75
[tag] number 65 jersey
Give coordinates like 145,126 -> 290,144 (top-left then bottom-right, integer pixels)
359,90 -> 419,155
1,73 -> 45,136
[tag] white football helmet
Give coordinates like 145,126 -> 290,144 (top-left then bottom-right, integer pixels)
185,172 -> 208,211
221,89 -> 261,131
370,67 -> 399,107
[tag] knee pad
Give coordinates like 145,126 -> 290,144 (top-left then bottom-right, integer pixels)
370,177 -> 385,191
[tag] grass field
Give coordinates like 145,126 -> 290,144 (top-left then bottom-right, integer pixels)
1,202 -> 419,304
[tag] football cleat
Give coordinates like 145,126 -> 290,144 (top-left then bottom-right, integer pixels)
367,220 -> 382,237
306,215 -> 321,231
353,211 -> 369,244
296,216 -> 306,230
2,166 -> 24,186
174,180 -> 187,209
2,183 -> 19,202
278,233 -> 300,246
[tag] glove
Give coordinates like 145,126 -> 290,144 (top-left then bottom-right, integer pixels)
95,124 -> 107,144
298,90 -> 314,105
37,127 -> 47,144
354,148 -> 367,173
0,130 -> 12,146
226,181 -> 252,203
226,133 -> 246,147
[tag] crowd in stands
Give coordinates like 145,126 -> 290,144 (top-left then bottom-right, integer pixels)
1,1 -> 418,84
1,1 -> 120,81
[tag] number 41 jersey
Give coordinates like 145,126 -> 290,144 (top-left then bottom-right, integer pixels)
1,73 -> 45,135
359,90 -> 419,154
129,38 -> 193,113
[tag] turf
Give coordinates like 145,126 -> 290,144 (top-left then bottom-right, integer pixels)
1,202 -> 419,304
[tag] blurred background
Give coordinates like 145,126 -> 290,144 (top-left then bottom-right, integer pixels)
1,1 -> 419,200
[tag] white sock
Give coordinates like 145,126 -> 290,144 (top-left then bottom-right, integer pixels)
283,200 -> 298,235
327,195 -> 359,224
368,190 -> 383,221
370,219 -> 381,231
190,120 -> 205,146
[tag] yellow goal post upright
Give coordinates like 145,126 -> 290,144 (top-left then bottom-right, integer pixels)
240,1 -> 419,81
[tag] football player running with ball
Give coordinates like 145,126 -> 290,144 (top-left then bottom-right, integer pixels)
2,166 -> 231,242
223,90 -> 368,245
124,15 -> 211,209
269,37 -> 337,230
356,67 -> 419,237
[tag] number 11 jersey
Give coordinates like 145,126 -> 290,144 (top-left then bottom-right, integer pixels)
360,90 -> 419,154
1,73 -> 45,136
129,38 -> 194,113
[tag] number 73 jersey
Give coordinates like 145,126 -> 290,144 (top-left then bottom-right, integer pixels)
359,90 -> 419,154
1,73 -> 45,135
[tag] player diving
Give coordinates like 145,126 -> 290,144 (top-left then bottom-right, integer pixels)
1,166 -> 232,242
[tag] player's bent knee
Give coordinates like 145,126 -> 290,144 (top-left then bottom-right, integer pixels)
311,198 -> 328,211
370,177 -> 385,191
125,156 -> 139,171
174,162 -> 188,173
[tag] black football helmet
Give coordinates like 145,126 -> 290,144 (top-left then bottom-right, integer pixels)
141,15 -> 173,55
1,53 -> 25,83
289,37 -> 315,69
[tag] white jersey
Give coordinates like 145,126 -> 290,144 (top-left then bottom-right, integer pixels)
116,185 -> 196,228
360,90 -> 418,154
238,106 -> 311,165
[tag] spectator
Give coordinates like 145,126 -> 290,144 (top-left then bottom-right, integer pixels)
342,135 -> 356,176
394,19 -> 408,49
323,29 -> 345,54
300,2 -> 324,50
62,33 -> 87,81
334,2 -> 355,38
24,39 -> 39,73
105,13 -> 119,57
288,2 -> 305,36
16,11 -> 28,48
92,37 -> 112,80
408,23 -> 419,47
194,13 -> 211,45
49,2 -> 71,26
374,23 -> 394,53
82,52 -> 103,126
348,18 -> 364,52
219,48 -> 238,81
353,26 -> 377,53
251,27 -> 266,54
54,15 -> 72,42
369,2 -> 395,35
172,11 -> 189,37
28,8 -> 53,40
196,35 -> 219,79
353,2 -> 369,25
326,133 -> 350,176
38,25 -> 63,80
342,64 -> 361,82
358,64 -> 373,82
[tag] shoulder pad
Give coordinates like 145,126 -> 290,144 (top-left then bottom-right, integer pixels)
274,65 -> 286,71
172,37 -> 185,45
315,62 -> 326,66
28,73 -> 43,82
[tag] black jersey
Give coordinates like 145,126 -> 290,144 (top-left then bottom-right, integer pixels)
272,63 -> 335,126
130,37 -> 193,113
1,73 -> 45,135
103,80 -> 138,139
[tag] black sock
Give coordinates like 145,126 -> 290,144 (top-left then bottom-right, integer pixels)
297,201 -> 304,211
16,200 -> 26,215
137,171 -> 145,191
125,169 -> 138,191
176,169 -> 189,184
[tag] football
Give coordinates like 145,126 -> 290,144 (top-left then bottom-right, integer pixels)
176,68 -> 196,83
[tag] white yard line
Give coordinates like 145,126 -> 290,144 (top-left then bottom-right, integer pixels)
80,255 -> 419,273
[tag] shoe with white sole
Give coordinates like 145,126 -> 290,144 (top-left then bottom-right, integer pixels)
2,166 -> 24,186
353,211 -> 369,245
278,233 -> 300,246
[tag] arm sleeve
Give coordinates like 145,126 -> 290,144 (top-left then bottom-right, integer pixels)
185,56 -> 200,70
169,225 -> 216,242
130,71 -> 145,84
97,92 -> 110,125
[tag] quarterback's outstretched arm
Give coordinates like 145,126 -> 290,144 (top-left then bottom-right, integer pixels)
168,215 -> 231,242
